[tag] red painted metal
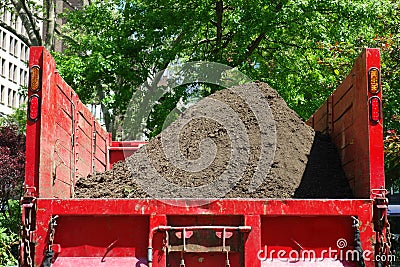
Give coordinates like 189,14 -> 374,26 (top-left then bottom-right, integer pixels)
307,48 -> 384,199
24,47 -> 109,198
365,49 -> 384,193
108,138 -> 147,168
32,199 -> 374,267
22,47 -> 386,267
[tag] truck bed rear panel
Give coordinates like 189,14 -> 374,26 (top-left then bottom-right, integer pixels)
31,199 -> 373,267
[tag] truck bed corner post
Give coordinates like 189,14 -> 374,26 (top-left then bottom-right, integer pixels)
149,214 -> 167,267
244,215 -> 261,267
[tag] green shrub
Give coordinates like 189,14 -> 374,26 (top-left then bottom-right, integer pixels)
0,200 -> 20,266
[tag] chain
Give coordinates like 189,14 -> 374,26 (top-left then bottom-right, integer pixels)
24,207 -> 33,267
352,216 -> 366,267
352,216 -> 360,229
162,231 -> 167,251
48,216 -> 58,251
386,220 -> 392,267
375,210 -> 393,266
380,234 -> 385,254
157,231 -> 168,262
375,231 -> 393,266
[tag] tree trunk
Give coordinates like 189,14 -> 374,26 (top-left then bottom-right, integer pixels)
10,0 -> 42,46
95,83 -> 113,134
44,0 -> 56,50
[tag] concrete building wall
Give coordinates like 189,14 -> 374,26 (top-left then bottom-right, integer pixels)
0,1 -> 86,116
0,8 -> 30,115
54,0 -> 87,52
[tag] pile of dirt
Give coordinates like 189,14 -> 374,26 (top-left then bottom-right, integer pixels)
75,82 -> 353,199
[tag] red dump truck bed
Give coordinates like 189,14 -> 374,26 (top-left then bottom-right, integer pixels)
20,47 -> 390,267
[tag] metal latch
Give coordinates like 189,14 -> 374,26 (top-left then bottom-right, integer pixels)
147,225 -> 251,267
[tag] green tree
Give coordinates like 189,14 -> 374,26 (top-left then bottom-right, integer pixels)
367,1 -> 400,189
56,0 -> 390,136
0,105 -> 27,133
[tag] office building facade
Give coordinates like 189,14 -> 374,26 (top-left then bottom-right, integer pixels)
0,8 -> 30,115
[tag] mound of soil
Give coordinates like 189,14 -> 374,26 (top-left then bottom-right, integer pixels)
75,82 -> 353,199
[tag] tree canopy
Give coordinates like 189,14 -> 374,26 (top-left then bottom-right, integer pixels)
6,0 -> 400,187
55,0 -> 392,134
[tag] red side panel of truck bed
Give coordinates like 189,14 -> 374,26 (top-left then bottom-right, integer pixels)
25,47 -> 109,198
21,47 -> 386,267
307,48 -> 384,199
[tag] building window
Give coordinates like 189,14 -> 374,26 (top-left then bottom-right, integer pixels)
2,32 -> 6,50
2,9 -> 7,24
12,90 -> 16,107
20,43 -> 25,60
1,59 -> 5,77
0,58 -> 4,76
20,69 -> 24,85
17,17 -> 23,34
8,89 -> 12,107
25,46 -> 29,61
21,24 -> 26,36
10,12 -> 15,28
13,38 -> 18,57
13,65 -> 17,83
14,39 -> 18,56
24,70 -> 28,86
0,85 -> 4,104
9,36 -> 14,55
19,94 -> 25,105
8,62 -> 13,80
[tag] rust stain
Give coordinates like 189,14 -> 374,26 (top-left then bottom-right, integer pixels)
263,200 -> 268,215
361,220 -> 371,233
216,201 -> 223,213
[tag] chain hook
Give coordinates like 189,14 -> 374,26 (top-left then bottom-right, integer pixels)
351,216 -> 360,229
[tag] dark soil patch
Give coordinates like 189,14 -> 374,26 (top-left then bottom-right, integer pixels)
294,132 -> 354,198
75,82 -> 353,199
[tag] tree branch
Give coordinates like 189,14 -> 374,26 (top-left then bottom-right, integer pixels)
54,27 -> 78,46
198,36 -> 218,45
20,0 -> 43,43
44,0 -> 56,50
268,40 -> 310,49
215,0 -> 223,47
245,33 -> 266,59
233,32 -> 266,66
10,0 -> 42,46
0,21 -> 31,46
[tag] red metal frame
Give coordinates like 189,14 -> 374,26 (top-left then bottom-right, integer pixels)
25,47 -> 109,199
108,135 -> 147,168
307,48 -> 384,198
21,47 -> 386,267
33,199 -> 374,267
